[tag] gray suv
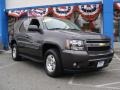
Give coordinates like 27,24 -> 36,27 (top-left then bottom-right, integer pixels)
10,17 -> 114,77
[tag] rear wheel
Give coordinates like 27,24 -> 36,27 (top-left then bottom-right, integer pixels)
12,44 -> 22,61
44,49 -> 62,77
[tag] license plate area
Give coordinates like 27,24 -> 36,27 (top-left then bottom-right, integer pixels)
97,61 -> 104,68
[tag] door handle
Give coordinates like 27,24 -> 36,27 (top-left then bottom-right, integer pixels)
25,36 -> 29,38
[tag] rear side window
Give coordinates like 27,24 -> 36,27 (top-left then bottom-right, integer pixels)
19,19 -> 31,33
14,20 -> 23,33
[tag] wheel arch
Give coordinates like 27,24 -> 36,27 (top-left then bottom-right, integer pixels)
42,42 -> 62,59
10,39 -> 17,48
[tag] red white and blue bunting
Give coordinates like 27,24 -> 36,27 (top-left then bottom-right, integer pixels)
78,4 -> 101,21
78,4 -> 101,30
115,3 -> 120,10
8,8 -> 49,17
8,10 -> 27,18
52,6 -> 74,19
8,4 -> 101,22
28,8 -> 49,17
114,3 -> 120,21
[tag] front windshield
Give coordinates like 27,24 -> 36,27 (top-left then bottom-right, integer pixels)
43,17 -> 80,31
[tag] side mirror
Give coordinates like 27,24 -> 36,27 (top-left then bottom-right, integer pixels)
28,25 -> 43,33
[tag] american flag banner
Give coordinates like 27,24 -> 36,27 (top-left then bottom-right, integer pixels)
27,8 -> 49,17
52,6 -> 74,19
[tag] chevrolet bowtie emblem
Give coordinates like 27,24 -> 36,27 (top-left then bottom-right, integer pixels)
99,43 -> 106,46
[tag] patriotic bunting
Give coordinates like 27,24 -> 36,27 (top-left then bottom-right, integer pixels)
78,4 -> 101,21
114,10 -> 120,21
8,4 -> 101,22
114,3 -> 120,21
115,3 -> 120,10
28,8 -> 49,17
52,6 -> 74,19
8,10 -> 27,18
8,8 -> 49,17
78,4 -> 101,30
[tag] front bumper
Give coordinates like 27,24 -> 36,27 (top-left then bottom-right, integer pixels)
61,49 -> 114,71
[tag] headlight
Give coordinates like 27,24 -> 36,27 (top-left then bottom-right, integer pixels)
65,40 -> 84,51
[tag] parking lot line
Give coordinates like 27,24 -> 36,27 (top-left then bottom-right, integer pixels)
107,69 -> 120,71
68,68 -> 120,89
102,86 -> 120,90
0,62 -> 17,70
68,75 -> 99,87
96,82 -> 120,87
68,77 -> 120,90
114,54 -> 120,62
68,75 -> 75,85
68,76 -> 120,90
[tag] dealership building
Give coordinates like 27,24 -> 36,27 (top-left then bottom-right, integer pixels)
0,0 -> 118,49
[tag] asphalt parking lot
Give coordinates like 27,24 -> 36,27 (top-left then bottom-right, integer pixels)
0,43 -> 120,90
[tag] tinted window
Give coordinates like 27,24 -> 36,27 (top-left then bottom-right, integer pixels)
30,19 -> 40,28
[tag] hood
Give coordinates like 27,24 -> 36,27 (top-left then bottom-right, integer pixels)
55,30 -> 109,40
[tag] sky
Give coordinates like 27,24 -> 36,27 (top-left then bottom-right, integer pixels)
6,0 -> 102,9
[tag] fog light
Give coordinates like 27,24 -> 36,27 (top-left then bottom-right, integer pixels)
73,62 -> 77,67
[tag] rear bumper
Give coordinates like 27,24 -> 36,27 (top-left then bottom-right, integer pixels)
61,49 -> 114,71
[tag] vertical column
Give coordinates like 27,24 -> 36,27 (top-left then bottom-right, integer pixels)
0,1 -> 3,49
103,0 -> 114,47
0,0 -> 9,49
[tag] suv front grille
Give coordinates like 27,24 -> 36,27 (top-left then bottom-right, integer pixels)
85,40 -> 111,52
87,46 -> 110,51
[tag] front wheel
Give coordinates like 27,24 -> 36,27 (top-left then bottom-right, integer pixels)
12,44 -> 22,61
44,49 -> 62,77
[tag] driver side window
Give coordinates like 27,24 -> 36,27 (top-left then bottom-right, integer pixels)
29,19 -> 40,28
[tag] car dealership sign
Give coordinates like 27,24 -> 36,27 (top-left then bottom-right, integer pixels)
6,0 -> 102,9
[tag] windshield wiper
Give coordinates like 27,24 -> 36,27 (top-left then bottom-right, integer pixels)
48,28 -> 80,31
48,28 -> 66,30
64,28 -> 80,30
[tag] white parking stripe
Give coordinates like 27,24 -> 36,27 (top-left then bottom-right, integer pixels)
0,62 -> 17,70
68,75 -> 99,87
68,75 -> 74,85
96,82 -> 120,87
68,78 -> 120,90
102,86 -> 120,90
114,54 -> 120,61
107,69 -> 120,71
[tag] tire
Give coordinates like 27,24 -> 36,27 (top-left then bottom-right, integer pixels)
12,44 -> 22,61
44,49 -> 62,77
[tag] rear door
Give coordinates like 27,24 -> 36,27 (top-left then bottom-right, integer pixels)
17,18 -> 31,55
23,18 -> 43,59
